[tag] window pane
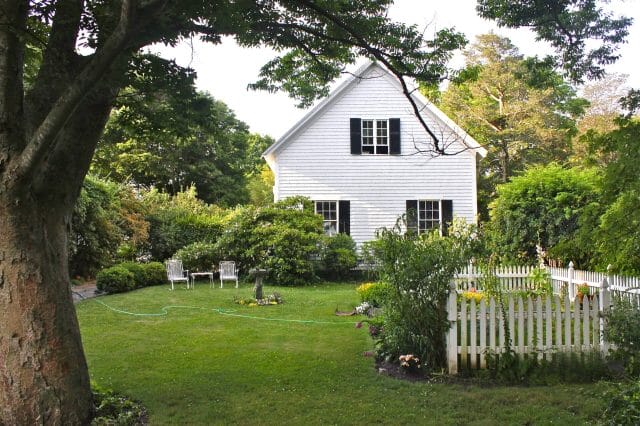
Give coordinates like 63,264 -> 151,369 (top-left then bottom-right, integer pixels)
418,200 -> 440,233
316,201 -> 338,235
376,120 -> 388,146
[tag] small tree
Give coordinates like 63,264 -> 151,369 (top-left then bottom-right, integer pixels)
369,218 -> 475,371
216,196 -> 324,286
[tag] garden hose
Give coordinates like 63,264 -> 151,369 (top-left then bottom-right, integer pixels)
89,297 -> 358,325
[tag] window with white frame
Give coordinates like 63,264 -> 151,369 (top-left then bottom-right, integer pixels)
315,201 -> 338,235
361,119 -> 389,154
418,200 -> 440,233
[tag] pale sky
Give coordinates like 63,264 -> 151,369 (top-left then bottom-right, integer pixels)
150,0 -> 640,139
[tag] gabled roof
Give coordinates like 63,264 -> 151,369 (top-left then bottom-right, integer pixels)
262,60 -> 487,158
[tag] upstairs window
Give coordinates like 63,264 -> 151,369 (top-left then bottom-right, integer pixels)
361,119 -> 388,154
351,118 -> 400,155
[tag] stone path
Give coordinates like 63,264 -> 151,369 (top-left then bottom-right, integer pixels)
72,281 -> 99,303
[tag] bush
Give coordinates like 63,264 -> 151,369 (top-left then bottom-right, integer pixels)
140,262 -> 167,286
96,266 -> 135,294
92,383 -> 147,425
142,187 -> 228,260
602,380 -> 640,425
356,282 -> 392,307
319,234 -> 357,280
215,196 -> 323,286
118,262 -> 146,288
111,261 -> 167,289
367,218 -> 475,372
174,242 -> 220,272
69,175 -> 150,278
605,298 -> 640,376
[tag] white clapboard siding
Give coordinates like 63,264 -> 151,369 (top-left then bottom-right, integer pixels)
266,62 -> 479,246
447,290 -> 610,373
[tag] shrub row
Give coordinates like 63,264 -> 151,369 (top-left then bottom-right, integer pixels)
96,262 -> 166,294
171,197 -> 358,286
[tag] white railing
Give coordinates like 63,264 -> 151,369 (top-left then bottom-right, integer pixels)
446,279 -> 612,373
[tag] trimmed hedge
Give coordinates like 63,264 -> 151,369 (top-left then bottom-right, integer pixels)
96,266 -> 134,294
97,262 -> 167,294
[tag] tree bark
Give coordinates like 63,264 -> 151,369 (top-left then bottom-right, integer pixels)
0,187 -> 92,424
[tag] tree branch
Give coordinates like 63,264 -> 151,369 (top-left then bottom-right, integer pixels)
14,0 -> 138,179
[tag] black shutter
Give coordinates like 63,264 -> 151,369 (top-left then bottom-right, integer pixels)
406,200 -> 418,234
441,200 -> 453,236
350,118 -> 361,155
339,200 -> 350,235
389,118 -> 401,154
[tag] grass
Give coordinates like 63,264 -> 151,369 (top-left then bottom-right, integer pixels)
76,282 -> 608,425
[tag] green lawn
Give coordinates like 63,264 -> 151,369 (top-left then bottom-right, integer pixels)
77,282 -> 607,425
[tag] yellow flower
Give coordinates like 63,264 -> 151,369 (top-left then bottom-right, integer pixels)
462,290 -> 484,303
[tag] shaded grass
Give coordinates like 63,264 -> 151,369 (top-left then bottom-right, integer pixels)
77,282 -> 607,425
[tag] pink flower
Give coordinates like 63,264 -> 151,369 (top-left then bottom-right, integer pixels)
355,321 -> 363,329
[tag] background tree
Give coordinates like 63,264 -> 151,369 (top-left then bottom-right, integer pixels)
487,164 -> 600,266
572,74 -> 630,166
247,165 -> 275,207
438,34 -> 586,217
0,2 -> 469,422
585,118 -> 640,273
476,0 -> 633,83
70,175 -> 148,277
92,55 -> 257,205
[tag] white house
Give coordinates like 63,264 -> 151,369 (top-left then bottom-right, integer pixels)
262,61 -> 487,246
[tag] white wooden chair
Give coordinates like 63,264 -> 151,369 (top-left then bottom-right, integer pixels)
219,261 -> 239,288
166,259 -> 189,290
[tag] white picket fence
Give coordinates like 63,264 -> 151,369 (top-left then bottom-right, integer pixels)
454,262 -> 640,302
547,263 -> 640,304
445,262 -> 640,373
446,286 -> 611,373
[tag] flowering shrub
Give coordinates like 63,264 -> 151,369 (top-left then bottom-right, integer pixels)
367,218 -> 475,372
356,281 -> 392,307
461,288 -> 484,303
355,302 -> 372,315
399,354 -> 422,375
234,293 -> 284,307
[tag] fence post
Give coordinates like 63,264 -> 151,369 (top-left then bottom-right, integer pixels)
447,280 -> 458,374
568,261 -> 575,301
599,277 -> 611,351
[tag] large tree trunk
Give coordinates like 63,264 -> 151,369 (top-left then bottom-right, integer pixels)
0,47 -> 120,421
0,188 -> 92,424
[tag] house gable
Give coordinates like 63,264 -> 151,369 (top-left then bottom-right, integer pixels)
264,61 -> 483,246
263,61 -> 487,160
